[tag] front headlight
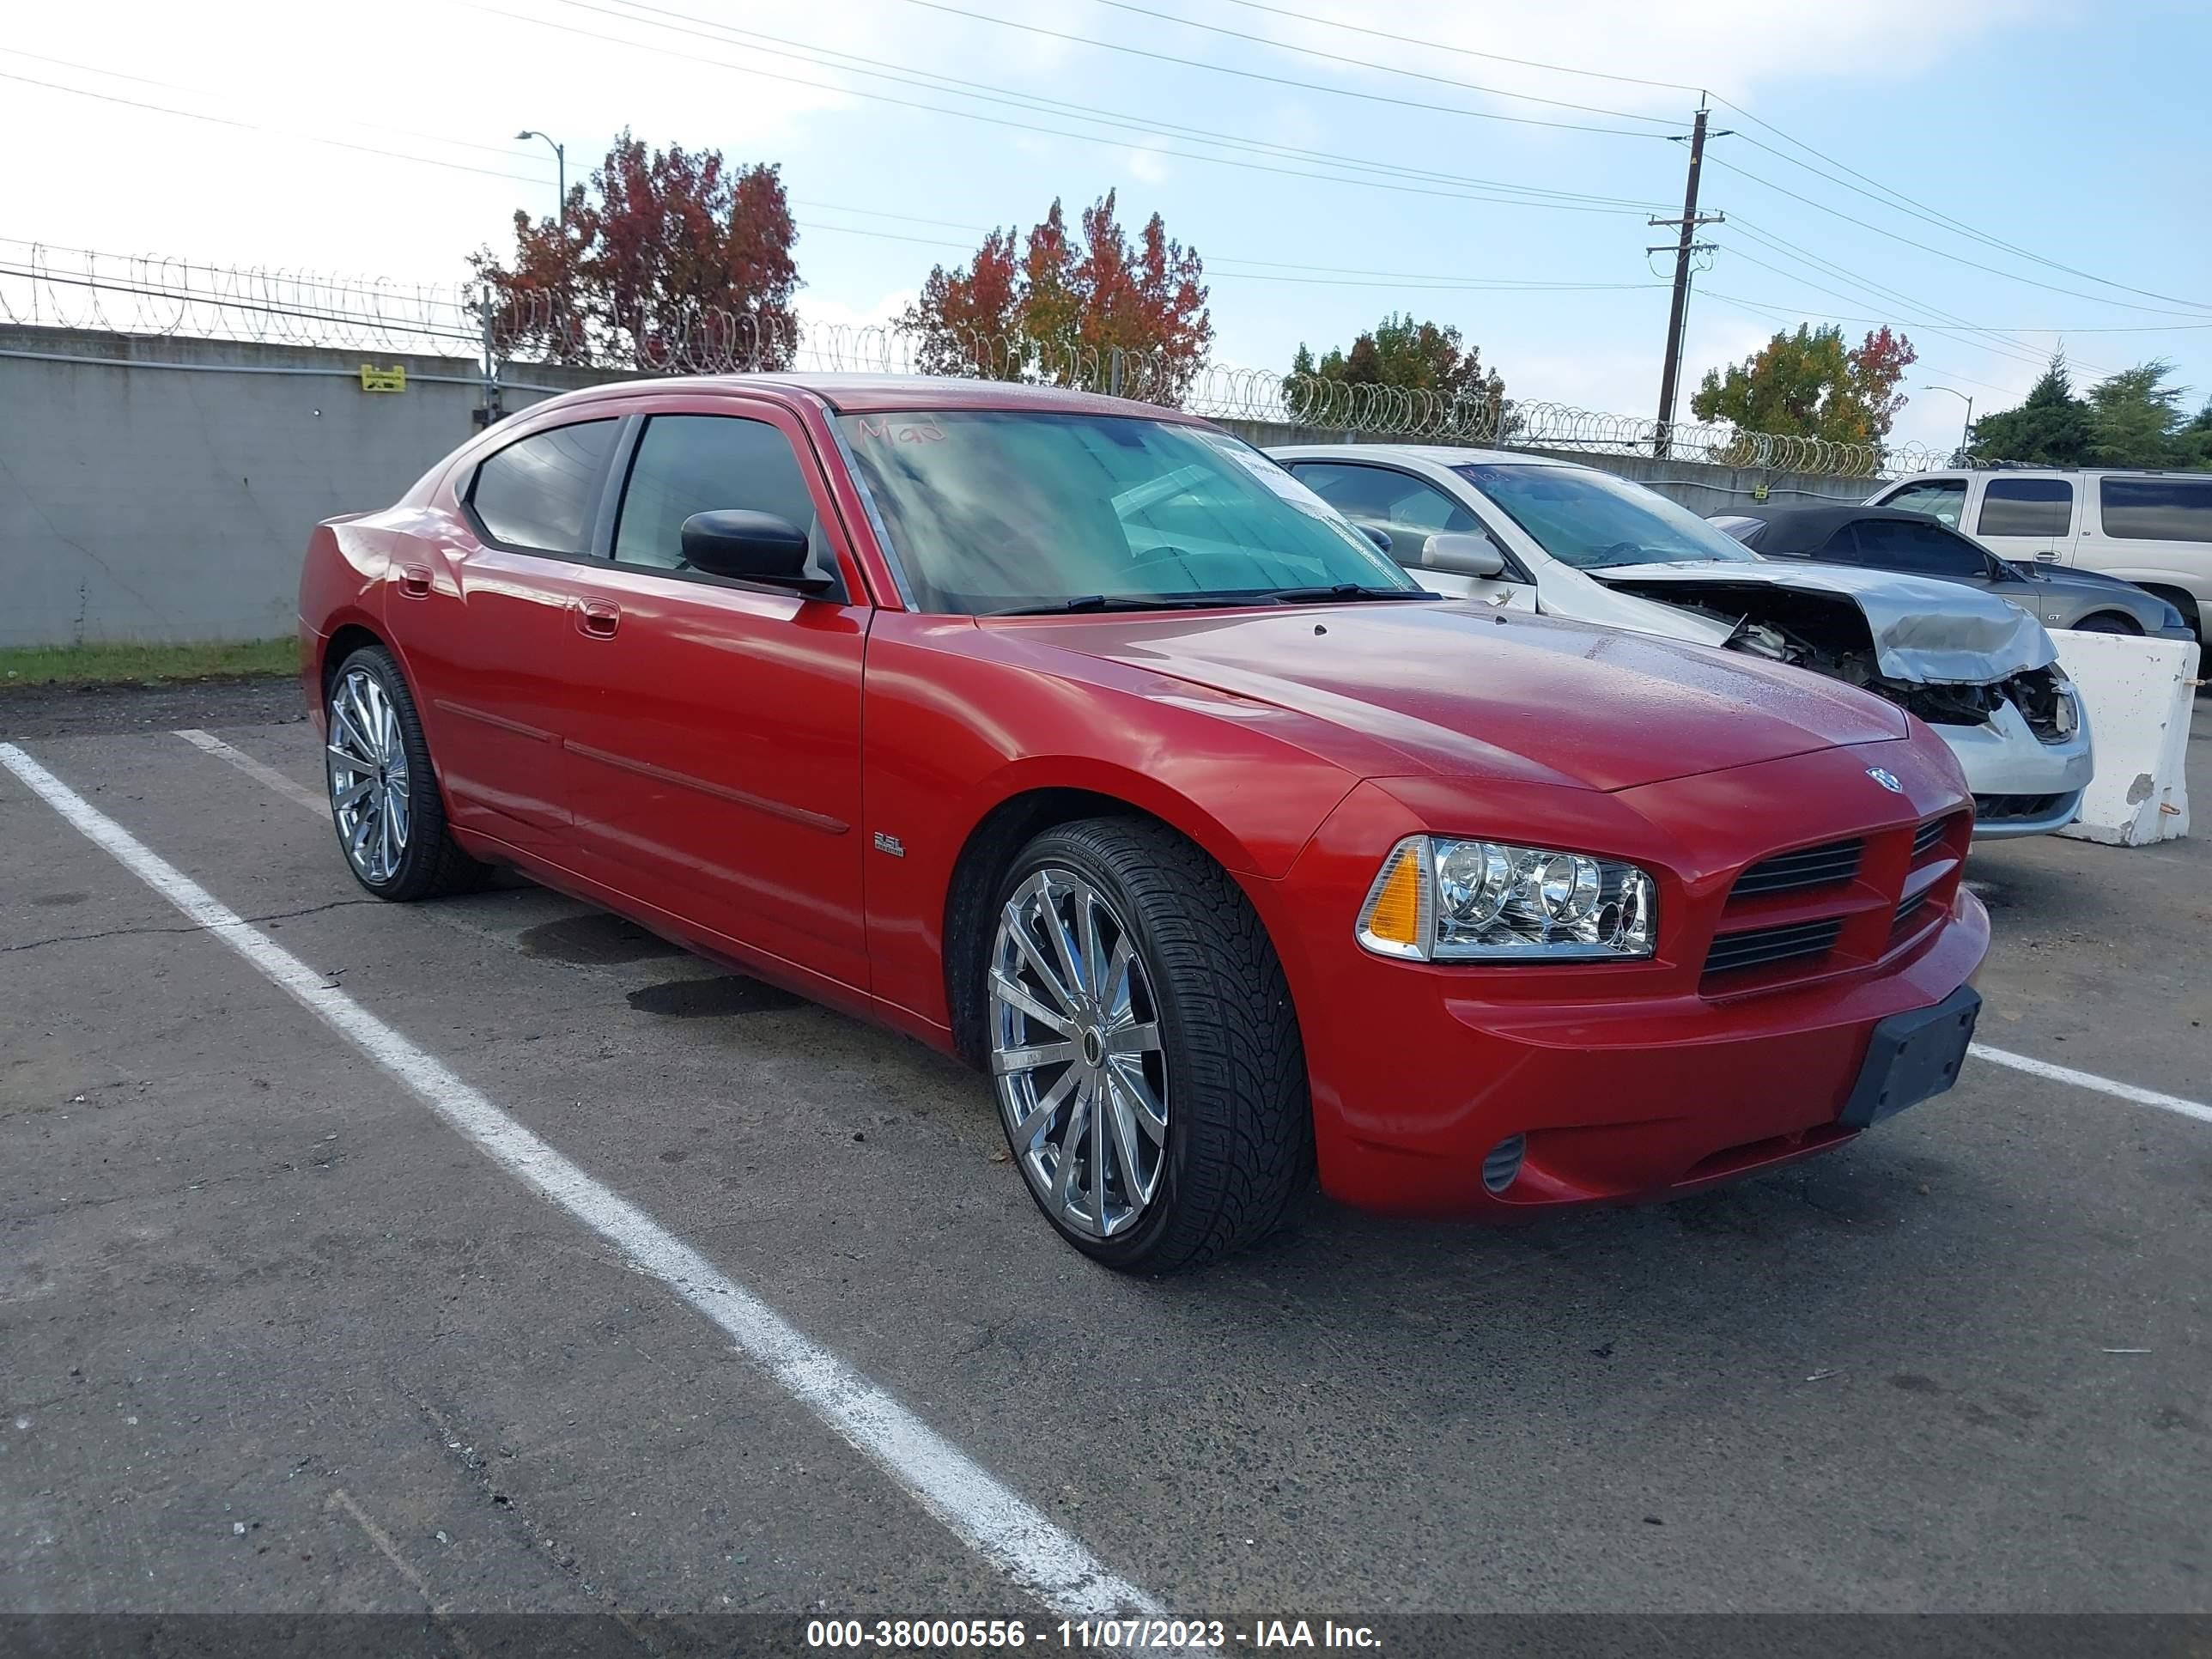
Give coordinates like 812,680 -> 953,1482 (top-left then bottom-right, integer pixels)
1355,834 -> 1658,963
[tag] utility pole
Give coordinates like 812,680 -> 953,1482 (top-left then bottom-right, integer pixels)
1650,102 -> 1728,457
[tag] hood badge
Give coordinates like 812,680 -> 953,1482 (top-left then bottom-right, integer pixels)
1866,768 -> 1905,794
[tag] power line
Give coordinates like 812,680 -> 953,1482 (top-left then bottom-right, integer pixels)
1724,217 -> 2118,375
579,0 -> 1666,210
796,200 -> 1663,289
892,0 -> 1670,138
797,218 -> 1661,290
1199,0 -> 1704,93
1074,0 -> 1679,125
1706,154 -> 2212,319
480,2 -> 1661,216
0,72 -> 1663,301
1706,97 -> 2212,315
1142,2 -> 2212,318
1697,290 -> 2025,398
1717,234 -> 2069,376
0,47 -> 539,165
0,62 -> 1661,301
1695,289 -> 2212,337
0,70 -> 550,188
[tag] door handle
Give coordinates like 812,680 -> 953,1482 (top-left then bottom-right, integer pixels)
576,599 -> 621,639
398,565 -> 433,599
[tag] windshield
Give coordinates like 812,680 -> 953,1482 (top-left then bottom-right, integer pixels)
1451,462 -> 1760,570
837,410 -> 1418,614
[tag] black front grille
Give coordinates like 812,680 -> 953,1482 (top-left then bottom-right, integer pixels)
1730,838 -> 1863,899
1912,817 -> 1950,860
1974,792 -> 2067,823
1704,917 -> 1844,978
1893,890 -> 1929,930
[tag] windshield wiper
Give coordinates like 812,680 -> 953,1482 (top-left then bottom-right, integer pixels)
987,593 -> 1261,617
1257,584 -> 1436,605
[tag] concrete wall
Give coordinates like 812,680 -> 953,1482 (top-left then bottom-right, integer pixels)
0,328 -> 603,647
1,325 -> 1875,647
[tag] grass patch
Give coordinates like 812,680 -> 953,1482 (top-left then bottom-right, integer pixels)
0,637 -> 301,690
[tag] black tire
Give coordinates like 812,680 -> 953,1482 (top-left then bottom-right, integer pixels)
987,817 -> 1310,1274
2071,613 -> 2138,635
324,643 -> 489,902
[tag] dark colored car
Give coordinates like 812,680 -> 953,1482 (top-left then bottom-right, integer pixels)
298,374 -> 1987,1273
1709,506 -> 2193,639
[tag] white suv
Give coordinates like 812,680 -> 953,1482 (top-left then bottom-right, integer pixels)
1866,470 -> 2211,642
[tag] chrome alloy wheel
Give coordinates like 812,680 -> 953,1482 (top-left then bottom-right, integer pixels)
325,667 -> 411,885
989,868 -> 1170,1239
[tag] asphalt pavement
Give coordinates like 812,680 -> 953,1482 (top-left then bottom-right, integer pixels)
3,682 -> 2207,1638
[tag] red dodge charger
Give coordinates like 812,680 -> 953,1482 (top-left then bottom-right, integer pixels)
299,374 -> 1986,1273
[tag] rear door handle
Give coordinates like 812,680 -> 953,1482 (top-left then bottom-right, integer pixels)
576,599 -> 621,639
398,565 -> 432,599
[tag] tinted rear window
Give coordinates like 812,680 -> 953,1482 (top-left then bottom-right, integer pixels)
470,420 -> 619,554
1976,477 -> 2072,538
1848,518 -> 1984,577
2099,476 -> 2212,544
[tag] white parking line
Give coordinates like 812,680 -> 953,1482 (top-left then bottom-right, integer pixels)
176,727 -> 328,815
0,740 -> 1165,1625
1970,1042 -> 2212,1127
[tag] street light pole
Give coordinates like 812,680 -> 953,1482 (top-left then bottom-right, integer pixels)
1923,385 -> 1974,462
516,130 -> 566,227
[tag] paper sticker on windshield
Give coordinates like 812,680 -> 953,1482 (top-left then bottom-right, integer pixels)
1193,432 -> 1332,518
851,416 -> 945,445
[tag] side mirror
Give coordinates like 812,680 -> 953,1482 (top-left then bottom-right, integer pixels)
679,511 -> 835,594
1422,532 -> 1504,579
1356,522 -> 1393,553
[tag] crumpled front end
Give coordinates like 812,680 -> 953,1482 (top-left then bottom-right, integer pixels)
1589,563 -> 2092,837
1594,560 -> 2056,684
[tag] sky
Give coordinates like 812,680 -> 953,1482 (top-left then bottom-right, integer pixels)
5,0 -> 2209,453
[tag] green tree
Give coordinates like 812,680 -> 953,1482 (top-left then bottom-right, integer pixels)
2088,359 -> 2191,466
1971,354 -> 2203,468
1967,352 -> 2095,465
2175,398 -> 2212,470
1286,313 -> 1506,433
1689,323 -> 1918,445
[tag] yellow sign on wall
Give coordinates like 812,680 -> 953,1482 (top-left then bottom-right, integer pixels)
359,365 -> 407,392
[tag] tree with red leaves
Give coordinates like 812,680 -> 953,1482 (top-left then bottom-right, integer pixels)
900,191 -> 1212,401
473,130 -> 799,371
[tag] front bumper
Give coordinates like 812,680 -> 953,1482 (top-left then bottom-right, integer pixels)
1255,743 -> 1988,1218
1929,695 -> 2093,840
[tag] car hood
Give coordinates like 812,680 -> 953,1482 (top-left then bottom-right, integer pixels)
1001,602 -> 1908,793
1588,558 -> 2056,684
2020,563 -> 2148,598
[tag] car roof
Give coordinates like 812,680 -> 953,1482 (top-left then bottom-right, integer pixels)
532,372 -> 1202,421
1269,442 -> 1578,469
1730,503 -> 1959,556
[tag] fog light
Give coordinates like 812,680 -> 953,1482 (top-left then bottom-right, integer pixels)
1482,1133 -> 1526,1194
